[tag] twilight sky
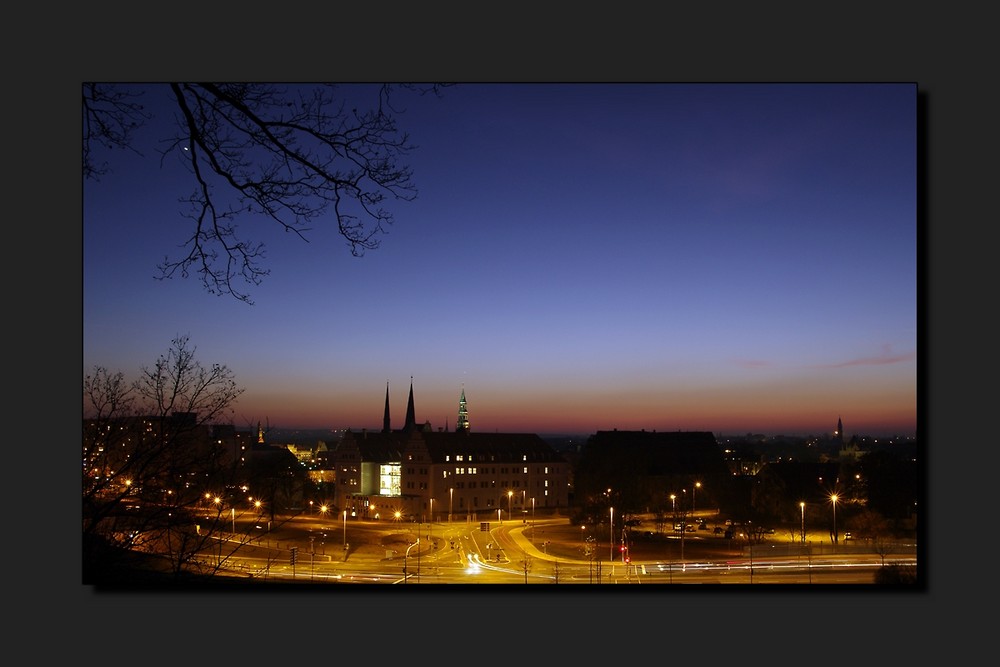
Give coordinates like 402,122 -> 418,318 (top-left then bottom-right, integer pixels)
83,83 -> 917,438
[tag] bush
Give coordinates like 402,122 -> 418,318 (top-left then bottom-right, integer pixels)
873,563 -> 919,585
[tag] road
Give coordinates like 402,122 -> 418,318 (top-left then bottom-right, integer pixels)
189,511 -> 915,584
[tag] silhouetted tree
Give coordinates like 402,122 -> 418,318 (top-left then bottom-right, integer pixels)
873,563 -> 918,585
83,335 -> 250,582
845,507 -> 892,543
860,449 -> 919,520
83,83 -> 447,304
244,447 -> 306,517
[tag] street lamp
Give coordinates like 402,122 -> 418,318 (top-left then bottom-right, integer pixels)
670,493 -> 676,515
404,538 -> 420,584
507,490 -> 513,522
449,487 -> 453,522
830,494 -> 839,544
343,509 -> 347,548
693,482 -> 701,515
609,506 -> 614,561
430,497 -> 435,523
800,501 -> 806,544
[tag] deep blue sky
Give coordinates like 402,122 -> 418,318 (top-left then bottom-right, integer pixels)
83,83 -> 916,437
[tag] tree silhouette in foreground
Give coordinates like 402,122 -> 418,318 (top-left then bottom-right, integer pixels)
83,335 -> 252,583
83,83 -> 446,304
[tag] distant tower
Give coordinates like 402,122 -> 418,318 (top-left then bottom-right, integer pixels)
404,376 -> 416,432
257,421 -> 264,444
835,416 -> 844,444
382,381 -> 391,433
456,386 -> 470,432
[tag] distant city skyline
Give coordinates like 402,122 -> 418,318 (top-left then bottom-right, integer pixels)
256,378 -> 911,439
84,83 -> 917,439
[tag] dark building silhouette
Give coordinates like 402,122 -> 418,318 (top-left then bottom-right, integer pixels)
573,429 -> 731,515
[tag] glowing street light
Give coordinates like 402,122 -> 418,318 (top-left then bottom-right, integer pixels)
693,482 -> 701,515
830,494 -> 839,544
507,490 -> 513,522
343,509 -> 348,547
449,487 -> 453,522
800,501 -> 806,544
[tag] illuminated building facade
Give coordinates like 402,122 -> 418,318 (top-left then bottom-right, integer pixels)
331,381 -> 570,522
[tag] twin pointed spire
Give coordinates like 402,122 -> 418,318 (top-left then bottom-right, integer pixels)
383,377 -> 418,433
405,376 -> 416,432
383,381 -> 391,433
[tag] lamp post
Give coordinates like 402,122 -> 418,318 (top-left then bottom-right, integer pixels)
430,497 -> 435,523
531,497 -> 535,537
342,509 -> 347,548
507,491 -> 513,523
404,539 -> 420,584
449,487 -> 453,522
800,501 -> 806,544
693,482 -> 701,515
830,494 -> 839,544
609,506 -> 614,561
231,507 -> 236,534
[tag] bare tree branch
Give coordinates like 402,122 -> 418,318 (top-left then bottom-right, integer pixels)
82,83 -> 151,180
83,335 -> 248,580
84,83 -> 447,304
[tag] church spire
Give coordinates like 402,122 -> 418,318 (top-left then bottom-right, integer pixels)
456,385 -> 469,432
383,381 -> 391,433
404,376 -> 416,432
